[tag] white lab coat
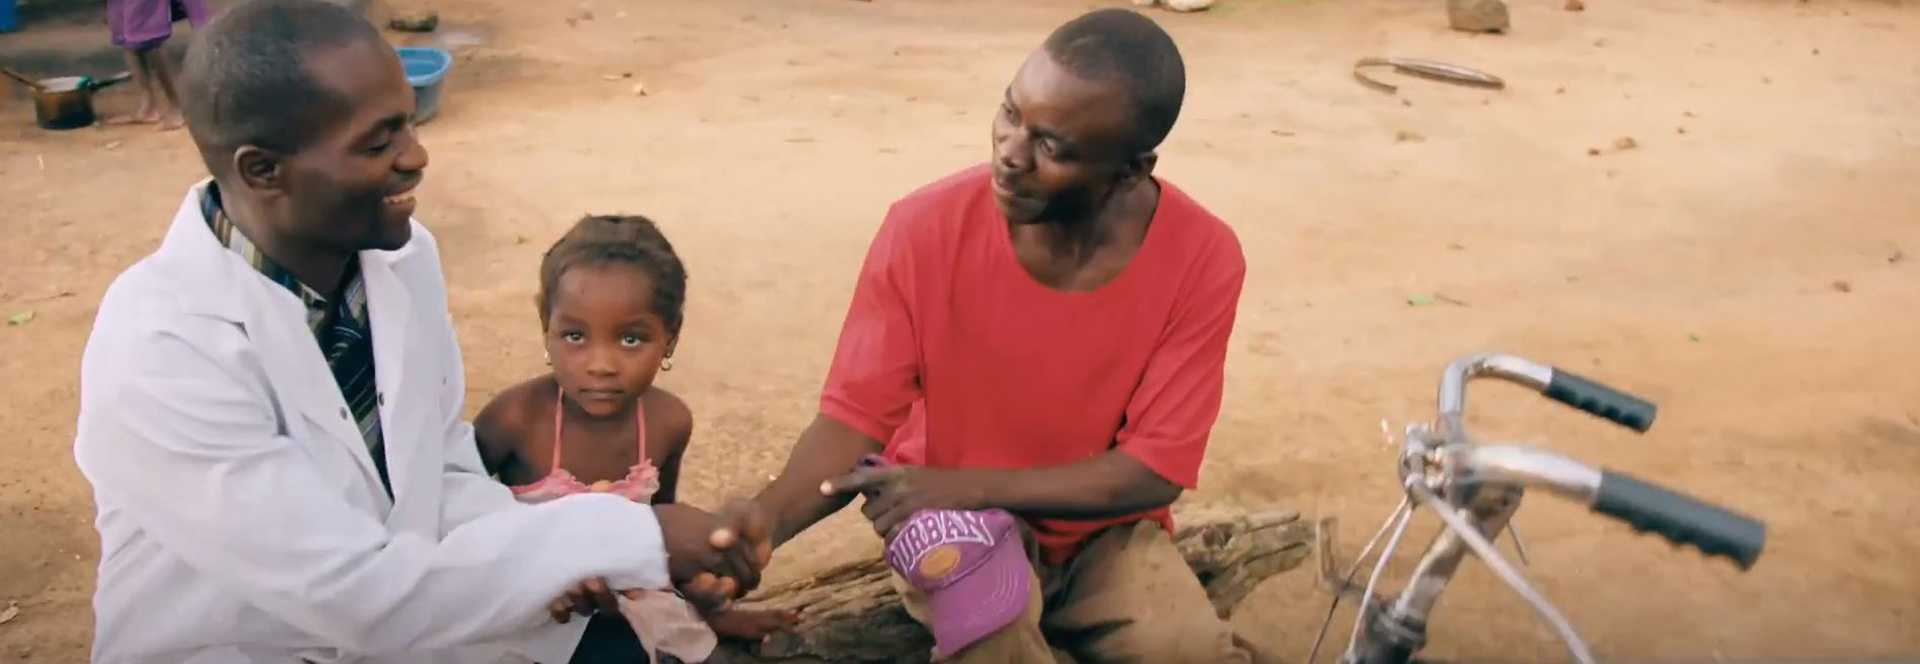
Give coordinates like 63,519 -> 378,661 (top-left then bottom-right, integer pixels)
74,181 -> 673,664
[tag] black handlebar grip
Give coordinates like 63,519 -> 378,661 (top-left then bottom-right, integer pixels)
1544,369 -> 1658,433
1592,470 -> 1765,570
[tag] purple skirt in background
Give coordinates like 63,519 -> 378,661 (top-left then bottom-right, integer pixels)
108,0 -> 211,52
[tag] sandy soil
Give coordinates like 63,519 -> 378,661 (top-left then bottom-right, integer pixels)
3,0 -> 1919,661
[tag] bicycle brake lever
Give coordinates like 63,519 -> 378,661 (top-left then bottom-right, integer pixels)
1315,518 -> 1366,596
1411,485 -> 1596,664
1508,523 -> 1532,566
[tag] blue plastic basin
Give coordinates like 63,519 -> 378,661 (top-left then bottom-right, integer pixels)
397,46 -> 452,124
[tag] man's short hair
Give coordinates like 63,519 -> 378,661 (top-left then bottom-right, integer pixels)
180,0 -> 385,171
1042,9 -> 1187,154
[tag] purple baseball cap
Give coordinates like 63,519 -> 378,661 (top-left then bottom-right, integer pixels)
884,508 -> 1033,657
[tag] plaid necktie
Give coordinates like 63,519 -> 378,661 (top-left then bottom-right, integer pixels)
202,184 -> 391,495
320,268 -> 391,494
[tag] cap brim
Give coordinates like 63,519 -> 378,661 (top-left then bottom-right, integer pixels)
923,533 -> 1034,657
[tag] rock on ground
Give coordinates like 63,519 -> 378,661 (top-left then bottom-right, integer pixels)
389,8 -> 441,32
1448,0 -> 1509,32
1131,0 -> 1217,13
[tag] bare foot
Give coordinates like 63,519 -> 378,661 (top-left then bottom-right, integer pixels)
105,107 -> 163,126
157,110 -> 186,132
705,608 -> 801,642
1234,634 -> 1283,664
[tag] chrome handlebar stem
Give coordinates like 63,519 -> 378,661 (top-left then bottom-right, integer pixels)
1336,354 -> 1604,664
1436,353 -> 1554,443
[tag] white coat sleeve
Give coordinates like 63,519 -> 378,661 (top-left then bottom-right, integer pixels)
432,310 -> 523,536
402,223 -> 525,536
80,326 -> 673,656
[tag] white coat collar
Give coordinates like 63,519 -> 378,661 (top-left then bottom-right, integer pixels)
155,179 -> 427,513
155,179 -> 427,318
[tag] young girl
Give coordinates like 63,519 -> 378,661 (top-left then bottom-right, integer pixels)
105,0 -> 210,130
475,215 -> 796,663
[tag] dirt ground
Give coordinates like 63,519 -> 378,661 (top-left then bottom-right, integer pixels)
3,0 -> 1919,661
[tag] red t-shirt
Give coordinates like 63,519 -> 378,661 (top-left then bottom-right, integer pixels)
820,164 -> 1247,565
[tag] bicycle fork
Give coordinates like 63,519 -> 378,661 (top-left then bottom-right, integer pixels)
1325,485 -> 1524,664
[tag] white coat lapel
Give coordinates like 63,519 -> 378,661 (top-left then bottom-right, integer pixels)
359,251 -> 419,511
157,184 -> 391,502
243,281 -> 391,500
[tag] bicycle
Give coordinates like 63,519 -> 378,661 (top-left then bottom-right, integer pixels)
1306,352 -> 1768,664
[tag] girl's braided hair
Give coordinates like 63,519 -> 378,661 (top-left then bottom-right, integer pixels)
536,214 -> 687,333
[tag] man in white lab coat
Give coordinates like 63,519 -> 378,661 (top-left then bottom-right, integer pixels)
72,1 -> 767,662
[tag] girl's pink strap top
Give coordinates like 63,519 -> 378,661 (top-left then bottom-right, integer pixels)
509,388 -> 661,504
505,390 -> 715,664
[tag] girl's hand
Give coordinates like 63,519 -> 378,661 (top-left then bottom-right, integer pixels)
704,607 -> 802,643
549,577 -> 618,623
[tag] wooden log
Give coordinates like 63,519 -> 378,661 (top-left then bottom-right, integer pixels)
712,509 -> 1314,664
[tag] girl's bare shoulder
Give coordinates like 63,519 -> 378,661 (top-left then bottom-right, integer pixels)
642,387 -> 695,448
477,375 -> 560,449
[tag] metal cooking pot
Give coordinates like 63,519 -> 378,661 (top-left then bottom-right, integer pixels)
5,70 -> 134,130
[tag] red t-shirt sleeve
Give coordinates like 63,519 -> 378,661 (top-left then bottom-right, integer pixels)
1114,232 -> 1247,490
819,211 -> 924,444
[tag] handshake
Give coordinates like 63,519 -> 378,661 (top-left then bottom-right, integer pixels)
548,501 -> 778,623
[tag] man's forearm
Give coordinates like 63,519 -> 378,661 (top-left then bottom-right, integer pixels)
753,414 -> 884,547
968,450 -> 1182,520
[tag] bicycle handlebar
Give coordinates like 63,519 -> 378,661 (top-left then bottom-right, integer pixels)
1437,354 -> 1656,436
1461,444 -> 1767,569
1592,470 -> 1766,569
1321,353 -> 1765,664
1544,369 -> 1658,432
1439,353 -> 1764,568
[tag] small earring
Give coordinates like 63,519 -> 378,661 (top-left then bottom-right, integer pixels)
661,356 -> 675,372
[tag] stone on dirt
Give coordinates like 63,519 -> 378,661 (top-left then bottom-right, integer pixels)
1131,0 -> 1217,12
1164,0 -> 1217,12
389,8 -> 440,32
1448,0 -> 1510,33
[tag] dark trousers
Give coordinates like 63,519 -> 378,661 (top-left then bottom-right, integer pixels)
566,613 -> 651,664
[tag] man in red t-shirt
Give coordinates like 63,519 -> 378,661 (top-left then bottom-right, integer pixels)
745,9 -> 1250,663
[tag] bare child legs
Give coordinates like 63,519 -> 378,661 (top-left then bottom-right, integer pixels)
120,50 -> 159,124
113,47 -> 186,130
107,0 -> 199,130
144,47 -> 186,130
